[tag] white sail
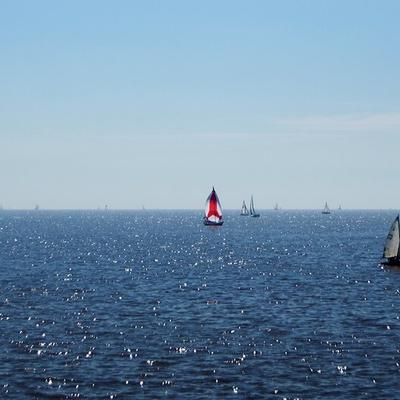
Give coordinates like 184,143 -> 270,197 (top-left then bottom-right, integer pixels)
249,195 -> 260,217
241,201 -> 249,215
322,202 -> 330,214
383,216 -> 400,259
250,196 -> 255,215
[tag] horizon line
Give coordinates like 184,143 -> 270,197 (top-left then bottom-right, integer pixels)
1,208 -> 399,212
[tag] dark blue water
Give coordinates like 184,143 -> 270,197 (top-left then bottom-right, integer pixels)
1,210 -> 400,399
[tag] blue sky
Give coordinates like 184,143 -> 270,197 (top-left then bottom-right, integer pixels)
1,0 -> 399,209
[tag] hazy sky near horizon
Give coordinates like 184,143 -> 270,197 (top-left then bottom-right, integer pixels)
1,0 -> 400,209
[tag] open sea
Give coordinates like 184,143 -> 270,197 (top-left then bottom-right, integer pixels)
1,210 -> 400,399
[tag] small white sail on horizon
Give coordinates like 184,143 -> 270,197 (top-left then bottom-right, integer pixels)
240,200 -> 249,216
249,195 -> 260,218
322,202 -> 330,214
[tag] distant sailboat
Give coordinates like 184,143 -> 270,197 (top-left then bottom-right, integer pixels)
204,187 -> 223,226
338,205 -> 342,211
249,195 -> 260,218
322,202 -> 330,215
274,203 -> 279,211
240,201 -> 249,216
382,215 -> 400,266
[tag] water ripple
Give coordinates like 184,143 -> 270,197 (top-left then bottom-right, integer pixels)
1,210 -> 400,398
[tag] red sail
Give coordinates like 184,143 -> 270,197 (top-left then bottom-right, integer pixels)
204,187 -> 223,225
207,190 -> 221,218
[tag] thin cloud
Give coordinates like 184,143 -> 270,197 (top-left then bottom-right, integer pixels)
274,112 -> 400,135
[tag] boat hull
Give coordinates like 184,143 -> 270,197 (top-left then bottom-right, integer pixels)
204,219 -> 223,226
250,214 -> 260,218
381,258 -> 400,267
322,211 -> 331,215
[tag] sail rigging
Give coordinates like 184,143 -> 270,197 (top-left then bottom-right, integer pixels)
204,187 -> 223,225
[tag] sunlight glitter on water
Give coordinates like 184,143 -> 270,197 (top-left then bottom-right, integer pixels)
1,210 -> 400,398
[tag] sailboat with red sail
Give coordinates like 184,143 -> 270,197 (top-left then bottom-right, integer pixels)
204,187 -> 223,226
